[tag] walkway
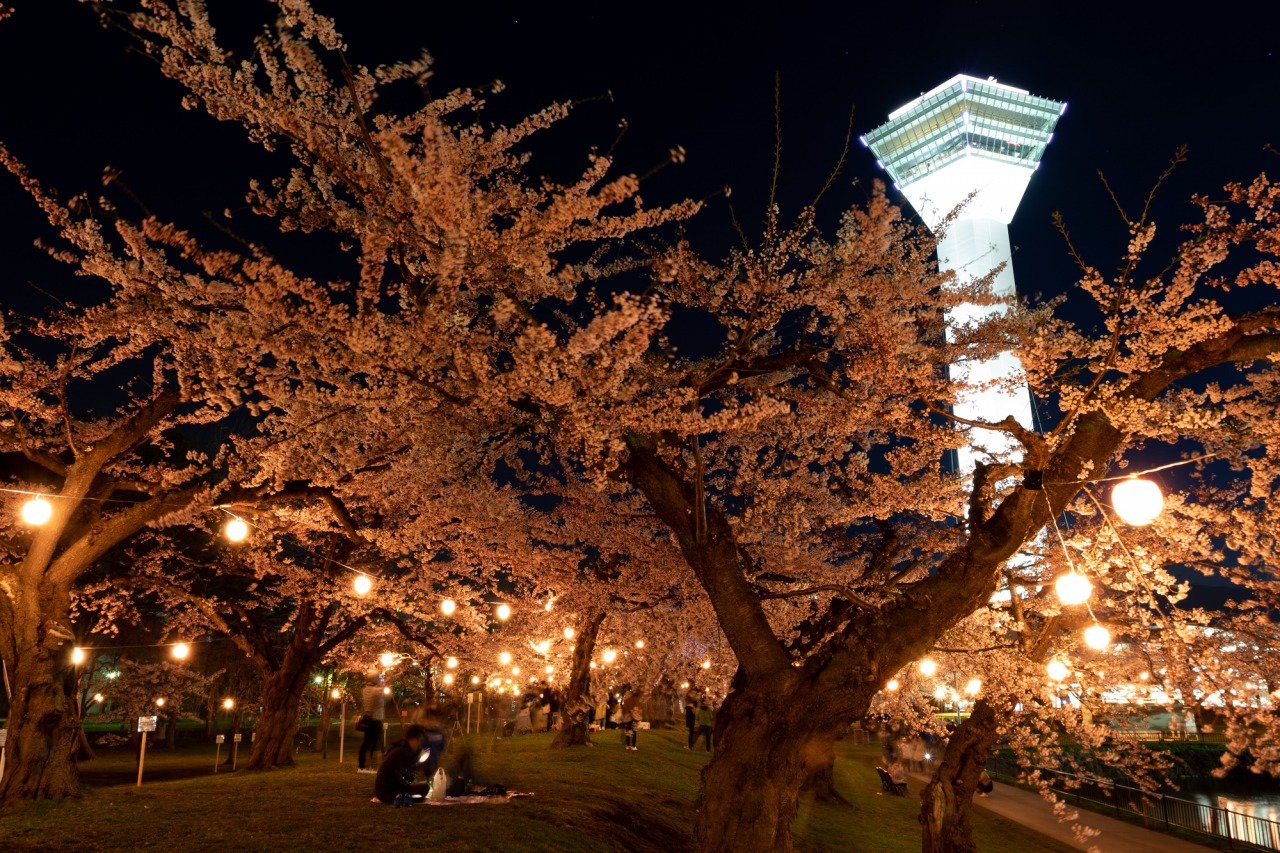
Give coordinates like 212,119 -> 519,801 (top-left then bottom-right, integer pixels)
972,779 -> 1212,852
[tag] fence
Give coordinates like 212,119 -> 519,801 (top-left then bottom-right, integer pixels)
986,755 -> 1280,851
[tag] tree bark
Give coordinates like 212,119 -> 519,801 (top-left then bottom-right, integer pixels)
800,735 -> 848,804
552,610 -> 606,749
243,650 -> 315,770
0,596 -> 84,806
919,700 -> 1001,853
312,694 -> 334,753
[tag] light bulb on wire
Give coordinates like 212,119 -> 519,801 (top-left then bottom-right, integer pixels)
224,518 -> 249,542
918,659 -> 938,677
172,643 -> 190,660
495,603 -> 511,621
1047,659 -> 1070,682
440,598 -> 456,616
563,627 -> 575,640
353,574 -> 372,595
379,652 -> 395,667
446,657 -> 458,669
71,647 -> 85,665
1084,624 -> 1111,650
20,496 -> 53,526
886,679 -> 900,691
1111,477 -> 1164,526
602,649 -> 618,664
1055,572 -> 1092,606
499,652 -> 512,665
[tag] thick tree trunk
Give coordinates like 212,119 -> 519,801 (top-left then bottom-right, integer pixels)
694,673 -> 860,853
0,603 -> 84,806
312,695 -> 334,753
244,653 -> 314,770
800,736 -> 848,804
552,611 -> 606,749
919,700 -> 1001,853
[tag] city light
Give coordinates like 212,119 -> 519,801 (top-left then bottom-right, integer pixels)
440,598 -> 456,616
1112,477 -> 1164,526
224,518 -> 249,542
20,496 -> 52,526
1055,572 -> 1092,606
353,575 -> 372,595
918,659 -> 938,677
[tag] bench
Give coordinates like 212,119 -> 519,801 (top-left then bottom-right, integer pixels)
876,766 -> 908,796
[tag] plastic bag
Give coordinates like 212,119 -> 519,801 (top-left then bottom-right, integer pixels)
429,767 -> 448,802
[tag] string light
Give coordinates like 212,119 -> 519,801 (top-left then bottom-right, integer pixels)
446,657 -> 458,669
471,676 -> 480,685
495,603 -> 511,621
589,661 -> 597,669
20,496 -> 53,526
499,652 -> 512,665
380,652 -> 395,667
918,659 -> 938,677
383,686 -> 391,696
886,679 -> 900,691
443,674 -> 454,685
1111,477 -> 1164,526
353,575 -> 372,595
511,667 -> 520,676
155,697 -> 166,707
92,693 -> 104,703
1084,624 -> 1111,650
701,660 -> 711,670
331,688 -> 341,699
635,640 -> 645,649
563,627 -> 575,640
1047,659 -> 1070,682
223,698 -> 234,710
71,647 -> 85,665
172,643 -> 190,660
224,518 -> 249,542
965,678 -> 982,696
602,649 -> 618,664
545,665 -> 554,674
1055,572 -> 1092,606
440,599 -> 456,616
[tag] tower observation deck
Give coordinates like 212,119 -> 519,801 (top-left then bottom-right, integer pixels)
864,75 -> 1064,476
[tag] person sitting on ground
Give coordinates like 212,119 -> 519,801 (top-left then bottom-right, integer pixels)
374,724 -> 439,804
976,769 -> 994,797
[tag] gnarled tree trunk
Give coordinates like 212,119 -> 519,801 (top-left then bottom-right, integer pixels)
244,647 -> 316,770
552,610 -> 606,749
919,700 -> 1001,853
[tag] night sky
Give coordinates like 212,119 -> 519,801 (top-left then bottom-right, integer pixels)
0,3 -> 1276,605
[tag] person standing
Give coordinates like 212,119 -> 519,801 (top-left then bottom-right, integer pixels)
623,702 -> 642,751
357,674 -> 386,774
684,699 -> 697,749
692,702 -> 715,752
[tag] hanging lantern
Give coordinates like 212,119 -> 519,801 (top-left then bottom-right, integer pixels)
1084,624 -> 1111,650
353,574 -> 373,595
471,676 -> 480,685
1055,572 -> 1092,606
224,518 -> 249,542
495,603 -> 512,621
701,659 -> 712,670
535,640 -> 551,655
545,665 -> 554,674
71,647 -> 85,665
965,678 -> 982,696
223,698 -> 235,710
443,674 -> 454,685
1047,659 -> 1070,682
440,598 -> 456,616
563,627 -> 575,640
499,652 -> 512,665
379,652 -> 395,667
172,643 -> 190,660
20,496 -> 53,526
886,679 -> 900,691
635,640 -> 645,649
446,657 -> 458,669
1111,477 -> 1163,526
331,688 -> 342,699
918,659 -> 938,677
602,649 -> 618,664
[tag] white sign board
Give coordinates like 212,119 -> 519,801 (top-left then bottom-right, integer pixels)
137,716 -> 158,733
233,733 -> 242,743
215,734 -> 225,744
0,728 -> 7,747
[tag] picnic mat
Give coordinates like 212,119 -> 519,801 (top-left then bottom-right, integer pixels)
370,792 -> 533,805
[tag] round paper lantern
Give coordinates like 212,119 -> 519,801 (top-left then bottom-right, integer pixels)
1111,477 -> 1163,526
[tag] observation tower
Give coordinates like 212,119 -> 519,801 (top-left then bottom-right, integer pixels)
864,75 -> 1064,476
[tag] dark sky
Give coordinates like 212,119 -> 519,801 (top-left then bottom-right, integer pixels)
2,1 -> 1276,308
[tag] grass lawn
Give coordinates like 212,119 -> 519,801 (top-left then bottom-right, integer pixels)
0,728 -> 1078,852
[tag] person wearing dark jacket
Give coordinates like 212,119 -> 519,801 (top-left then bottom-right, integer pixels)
373,724 -> 446,804
684,700 -> 697,750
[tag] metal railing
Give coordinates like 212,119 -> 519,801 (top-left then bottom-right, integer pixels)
986,755 -> 1280,851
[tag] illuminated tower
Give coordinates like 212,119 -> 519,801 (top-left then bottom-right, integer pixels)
864,75 -> 1063,476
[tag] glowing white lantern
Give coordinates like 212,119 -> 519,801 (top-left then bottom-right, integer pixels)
965,678 -> 982,696
886,679 -> 900,691
589,661 -> 597,669
20,496 -> 53,526
379,652 -> 395,667
224,518 -> 249,542
446,657 -> 458,669
934,685 -> 948,700
440,598 -> 456,616
353,574 -> 373,595
511,667 -> 520,676
918,659 -> 938,677
1055,572 -> 1092,606
545,665 -> 554,674
635,640 -> 645,649
499,652 -> 512,665
563,627 -> 575,640
172,643 -> 190,660
1047,659 -> 1070,682
383,686 -> 391,696
331,688 -> 341,699
223,698 -> 235,710
1084,624 -> 1111,650
602,649 -> 618,664
155,697 -> 166,707
471,676 -> 480,685
495,603 -> 512,621
443,674 -> 454,685
71,647 -> 85,665
701,659 -> 711,670
1111,477 -> 1163,526
535,640 -> 551,655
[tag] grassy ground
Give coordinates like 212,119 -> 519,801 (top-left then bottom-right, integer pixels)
0,728 -> 1078,852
